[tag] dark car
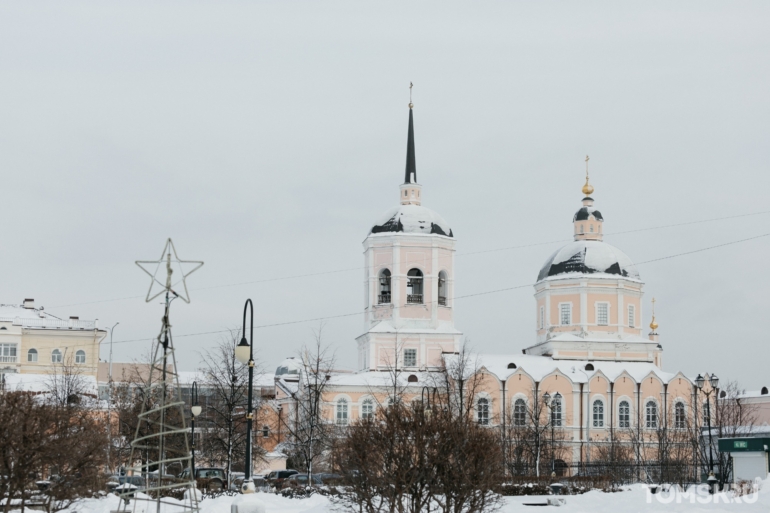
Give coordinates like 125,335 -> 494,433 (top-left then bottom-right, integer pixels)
282,473 -> 322,489
107,475 -> 146,493
265,469 -> 298,489
179,467 -> 227,491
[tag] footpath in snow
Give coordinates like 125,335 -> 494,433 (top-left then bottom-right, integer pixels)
64,480 -> 770,513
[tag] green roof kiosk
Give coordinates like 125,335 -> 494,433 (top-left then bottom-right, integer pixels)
718,437 -> 770,483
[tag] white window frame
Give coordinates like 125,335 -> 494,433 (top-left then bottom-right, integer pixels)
75,350 -> 86,364
674,401 -> 686,429
550,395 -> 562,427
0,343 -> 17,363
592,398 -> 605,428
27,348 -> 38,362
596,302 -> 609,326
618,400 -> 631,428
476,397 -> 490,426
336,398 -> 349,425
559,303 -> 572,326
513,398 -> 527,427
403,348 -> 417,368
51,348 -> 63,363
628,304 -> 635,328
361,398 -> 375,420
645,400 -> 659,429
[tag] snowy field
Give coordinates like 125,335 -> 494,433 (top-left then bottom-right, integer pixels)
61,480 -> 770,513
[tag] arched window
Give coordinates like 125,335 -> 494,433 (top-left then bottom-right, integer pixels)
703,401 -> 710,423
75,350 -> 86,364
513,399 -> 526,426
361,399 -> 374,419
619,400 -> 630,428
477,398 -> 490,425
550,395 -> 562,427
675,402 -> 686,429
580,224 -> 584,234
27,348 -> 38,362
51,349 -> 62,363
336,399 -> 349,425
406,269 -> 423,303
590,225 -> 594,233
592,399 -> 604,427
585,363 -> 594,371
407,373 -> 418,383
645,401 -> 658,428
262,425 -> 270,437
507,362 -> 517,369
438,271 -> 448,306
378,269 -> 391,304
761,387 -> 768,395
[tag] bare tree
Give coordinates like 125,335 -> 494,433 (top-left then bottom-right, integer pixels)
198,330 -> 265,480
280,325 -> 336,480
45,351 -> 93,407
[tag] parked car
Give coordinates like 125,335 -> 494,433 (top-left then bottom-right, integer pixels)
231,475 -> 271,493
107,475 -> 146,493
281,473 -> 322,489
178,467 -> 227,491
265,469 -> 298,489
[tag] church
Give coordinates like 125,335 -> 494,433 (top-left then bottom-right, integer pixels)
272,101 -> 714,470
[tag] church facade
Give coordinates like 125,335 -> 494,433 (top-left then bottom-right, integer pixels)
273,103 -> 716,470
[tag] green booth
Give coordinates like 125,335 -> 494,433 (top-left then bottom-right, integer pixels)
717,437 -> 770,483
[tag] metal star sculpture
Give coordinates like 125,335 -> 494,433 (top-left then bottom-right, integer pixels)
135,238 -> 204,303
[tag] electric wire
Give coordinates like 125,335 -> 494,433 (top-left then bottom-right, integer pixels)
67,229 -> 769,349
47,208 -> 770,309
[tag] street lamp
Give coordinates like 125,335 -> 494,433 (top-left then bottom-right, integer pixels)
695,373 -> 719,490
190,381 -> 202,479
235,299 -> 255,493
421,387 -> 437,420
543,391 -> 562,475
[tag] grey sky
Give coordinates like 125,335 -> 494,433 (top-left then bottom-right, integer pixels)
1,2 -> 768,388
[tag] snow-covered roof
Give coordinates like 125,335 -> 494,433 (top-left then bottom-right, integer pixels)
364,320 -> 462,336
537,240 -> 640,282
0,304 -> 99,330
2,372 -> 98,395
370,204 -> 453,238
447,353 -> 680,384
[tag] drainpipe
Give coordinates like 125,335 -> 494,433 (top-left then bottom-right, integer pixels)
501,379 -> 507,474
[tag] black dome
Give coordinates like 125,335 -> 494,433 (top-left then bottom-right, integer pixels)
573,206 -> 603,222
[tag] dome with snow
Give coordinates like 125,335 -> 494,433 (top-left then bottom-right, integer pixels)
275,357 -> 302,381
370,204 -> 453,237
537,240 -> 640,281
573,206 -> 603,222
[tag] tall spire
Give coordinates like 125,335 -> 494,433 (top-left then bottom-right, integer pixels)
404,83 -> 416,184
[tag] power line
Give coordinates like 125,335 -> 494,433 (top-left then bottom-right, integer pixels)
93,229 -> 769,348
48,208 -> 770,309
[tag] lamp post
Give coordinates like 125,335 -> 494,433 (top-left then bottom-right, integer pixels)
543,392 -> 561,475
421,387 -> 437,421
695,373 -> 719,490
235,299 -> 255,493
107,322 -> 119,473
190,381 -> 202,478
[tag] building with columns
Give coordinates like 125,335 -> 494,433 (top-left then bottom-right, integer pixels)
272,103 -> 718,471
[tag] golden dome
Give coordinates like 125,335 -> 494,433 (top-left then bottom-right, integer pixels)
582,178 -> 594,196
650,316 -> 658,331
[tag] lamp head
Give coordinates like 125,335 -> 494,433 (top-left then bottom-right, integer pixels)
543,392 -> 551,405
235,337 -> 251,365
695,374 -> 705,390
710,374 -> 719,389
554,392 -> 562,400
191,405 -> 202,417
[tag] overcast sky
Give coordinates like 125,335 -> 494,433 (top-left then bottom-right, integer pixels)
1,2 -> 768,388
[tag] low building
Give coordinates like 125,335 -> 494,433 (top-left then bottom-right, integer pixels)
0,299 -> 106,379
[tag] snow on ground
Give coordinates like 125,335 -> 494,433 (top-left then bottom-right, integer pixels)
48,479 -> 770,513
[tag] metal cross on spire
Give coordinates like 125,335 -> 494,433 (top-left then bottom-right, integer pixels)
585,155 -> 590,181
409,81 -> 414,109
136,238 -> 204,303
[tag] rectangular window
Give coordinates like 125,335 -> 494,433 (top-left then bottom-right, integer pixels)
619,401 -> 630,428
560,304 -> 571,326
628,305 -> 635,328
539,306 -> 545,330
597,303 -> 608,326
403,348 -> 417,367
0,343 -> 17,363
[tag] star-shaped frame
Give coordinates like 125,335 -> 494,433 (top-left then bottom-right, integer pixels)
136,238 -> 204,303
